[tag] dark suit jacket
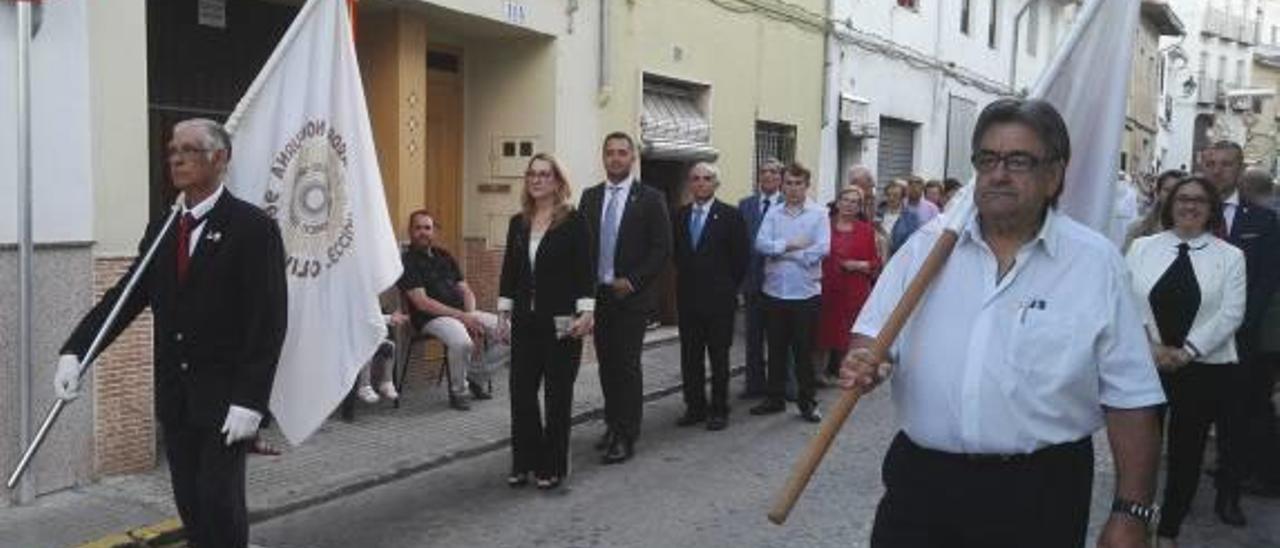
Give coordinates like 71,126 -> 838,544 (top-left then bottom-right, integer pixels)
580,179 -> 673,312
499,208 -> 597,318
63,191 -> 288,428
738,193 -> 776,295
1228,202 -> 1280,353
674,199 -> 748,315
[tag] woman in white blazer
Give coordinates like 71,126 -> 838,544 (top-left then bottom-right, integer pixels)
1125,176 -> 1246,547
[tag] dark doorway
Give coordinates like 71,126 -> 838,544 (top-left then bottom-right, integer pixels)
639,158 -> 690,326
146,0 -> 298,216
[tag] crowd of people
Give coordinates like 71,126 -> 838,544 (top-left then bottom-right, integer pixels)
52,105 -> 1280,546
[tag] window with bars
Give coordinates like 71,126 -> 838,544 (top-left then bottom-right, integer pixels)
755,121 -> 797,174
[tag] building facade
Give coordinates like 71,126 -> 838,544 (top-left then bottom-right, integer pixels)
1157,0 -> 1280,172
1124,1 -> 1185,178
2,0 -> 827,502
821,0 -> 1081,200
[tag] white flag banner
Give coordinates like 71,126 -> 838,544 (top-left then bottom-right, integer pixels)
1030,0 -> 1140,242
225,0 -> 401,444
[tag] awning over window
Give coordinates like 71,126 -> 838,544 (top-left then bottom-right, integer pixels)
641,85 -> 718,161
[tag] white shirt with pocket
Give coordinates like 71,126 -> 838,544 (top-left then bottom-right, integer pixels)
853,209 -> 1166,455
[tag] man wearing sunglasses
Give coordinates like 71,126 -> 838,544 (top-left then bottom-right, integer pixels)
840,99 -> 1165,548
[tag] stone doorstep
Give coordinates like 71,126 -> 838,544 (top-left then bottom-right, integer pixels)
79,324 -> 691,547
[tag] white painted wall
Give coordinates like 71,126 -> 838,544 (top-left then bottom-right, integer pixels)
825,0 -> 1074,193
0,1 -> 94,244
87,0 -> 150,256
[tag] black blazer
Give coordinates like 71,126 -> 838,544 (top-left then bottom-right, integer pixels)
579,179 -> 673,312
673,199 -> 748,315
1228,202 -> 1280,352
499,209 -> 597,318
63,191 -> 288,428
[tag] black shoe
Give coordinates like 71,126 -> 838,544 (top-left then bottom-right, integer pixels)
601,436 -> 634,465
449,393 -> 471,411
798,402 -> 822,423
706,414 -> 728,431
676,410 -> 706,427
750,399 -> 786,415
469,381 -> 493,401
536,475 -> 562,490
594,429 -> 615,451
1215,490 -> 1247,527
738,390 -> 766,400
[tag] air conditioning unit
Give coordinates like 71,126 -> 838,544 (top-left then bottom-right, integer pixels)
840,95 -> 873,137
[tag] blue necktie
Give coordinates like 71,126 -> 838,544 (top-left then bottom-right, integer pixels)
599,186 -> 622,283
696,204 -> 706,248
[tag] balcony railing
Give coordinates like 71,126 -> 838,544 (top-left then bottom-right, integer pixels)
1197,76 -> 1224,106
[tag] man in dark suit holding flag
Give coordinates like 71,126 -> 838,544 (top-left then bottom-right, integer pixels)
53,119 -> 287,548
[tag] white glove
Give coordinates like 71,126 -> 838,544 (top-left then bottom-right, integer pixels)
53,354 -> 83,401
220,405 -> 263,446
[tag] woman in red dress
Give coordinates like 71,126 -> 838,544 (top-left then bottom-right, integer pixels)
817,186 -> 881,381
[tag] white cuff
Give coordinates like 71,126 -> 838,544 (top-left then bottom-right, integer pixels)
497,297 -> 514,312
576,298 -> 596,313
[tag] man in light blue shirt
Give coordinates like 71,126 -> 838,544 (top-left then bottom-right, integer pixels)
749,163 -> 829,422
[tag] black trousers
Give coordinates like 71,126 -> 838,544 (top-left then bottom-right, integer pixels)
163,421 -> 249,548
1157,363 -> 1231,538
594,290 -> 648,442
678,306 -> 735,416
743,290 -> 768,395
871,432 -> 1093,548
764,295 -> 818,407
509,313 -> 583,478
1216,352 -> 1279,490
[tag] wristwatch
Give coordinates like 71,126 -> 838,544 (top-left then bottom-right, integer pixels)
1112,498 -> 1159,527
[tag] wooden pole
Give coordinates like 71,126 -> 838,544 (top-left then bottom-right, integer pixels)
767,185 -> 974,525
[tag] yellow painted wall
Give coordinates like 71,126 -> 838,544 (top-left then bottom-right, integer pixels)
88,0 -> 150,255
602,0 -> 826,202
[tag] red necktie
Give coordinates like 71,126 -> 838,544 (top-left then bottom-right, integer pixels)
177,213 -> 195,284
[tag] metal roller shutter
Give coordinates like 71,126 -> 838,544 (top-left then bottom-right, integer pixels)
877,118 -> 917,187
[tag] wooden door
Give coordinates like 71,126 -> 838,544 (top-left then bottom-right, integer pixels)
424,48 -> 463,254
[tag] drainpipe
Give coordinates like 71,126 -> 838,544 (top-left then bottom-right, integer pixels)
597,0 -> 611,104
1009,0 -> 1037,92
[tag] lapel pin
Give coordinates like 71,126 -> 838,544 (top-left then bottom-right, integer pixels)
206,231 -> 222,243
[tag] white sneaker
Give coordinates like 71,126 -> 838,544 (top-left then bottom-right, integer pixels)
378,381 -> 400,400
356,384 -> 380,404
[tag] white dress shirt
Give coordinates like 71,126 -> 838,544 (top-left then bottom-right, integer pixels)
754,199 -> 830,300
180,184 -> 225,257
597,175 -> 634,283
1125,231 -> 1246,364
853,209 -> 1166,454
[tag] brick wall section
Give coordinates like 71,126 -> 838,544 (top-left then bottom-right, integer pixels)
401,239 -> 503,387
91,257 -> 157,477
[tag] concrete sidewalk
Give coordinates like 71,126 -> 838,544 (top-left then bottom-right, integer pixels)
0,326 -> 696,548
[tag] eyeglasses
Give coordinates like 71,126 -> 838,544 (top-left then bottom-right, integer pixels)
525,170 -> 555,181
1173,195 -> 1210,206
971,151 -> 1054,174
167,145 -> 212,159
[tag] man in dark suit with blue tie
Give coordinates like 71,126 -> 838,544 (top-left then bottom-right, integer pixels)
737,159 -> 784,399
673,162 -> 748,431
580,132 -> 673,464
53,119 -> 287,548
1200,140 -> 1280,523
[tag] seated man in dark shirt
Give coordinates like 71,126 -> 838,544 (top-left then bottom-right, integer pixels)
398,210 -> 506,410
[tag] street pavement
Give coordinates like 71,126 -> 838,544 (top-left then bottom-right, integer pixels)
253,378 -> 1280,548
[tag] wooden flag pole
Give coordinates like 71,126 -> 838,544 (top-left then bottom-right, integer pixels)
767,185 -> 974,525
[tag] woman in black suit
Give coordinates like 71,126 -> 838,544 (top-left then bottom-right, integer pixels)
1126,176 -> 1246,546
498,153 -> 596,490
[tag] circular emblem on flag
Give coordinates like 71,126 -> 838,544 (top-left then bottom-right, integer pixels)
264,119 -> 355,279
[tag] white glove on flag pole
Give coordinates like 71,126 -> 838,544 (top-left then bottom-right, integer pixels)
1029,0 -> 1140,242
223,0 -> 402,444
